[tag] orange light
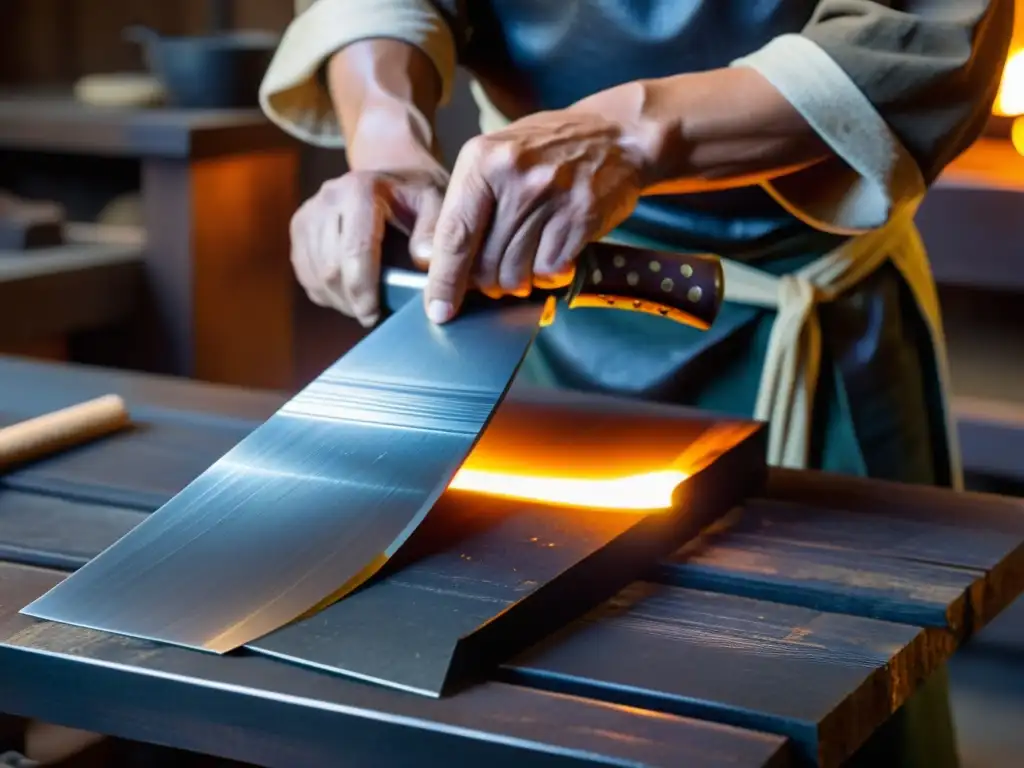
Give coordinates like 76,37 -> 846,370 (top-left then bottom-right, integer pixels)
1012,116 -> 1024,156
996,49 -> 1024,117
448,467 -> 688,511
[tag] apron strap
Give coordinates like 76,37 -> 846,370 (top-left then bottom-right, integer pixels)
720,204 -> 963,488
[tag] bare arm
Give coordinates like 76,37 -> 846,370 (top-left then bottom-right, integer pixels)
326,39 -> 443,170
562,0 -> 1012,230
264,2 -> 460,325
569,68 -> 831,197
287,42 -> 453,326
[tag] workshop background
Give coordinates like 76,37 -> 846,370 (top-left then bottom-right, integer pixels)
1,1 -> 1023,766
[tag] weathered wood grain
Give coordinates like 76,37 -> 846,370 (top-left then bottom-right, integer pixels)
4,356 -> 1024,768
760,470 -> 1024,631
2,383 -> 767,695
0,355 -> 284,423
766,468 -> 1024,535
0,356 -> 1017,667
503,581 -> 941,768
0,490 -> 144,570
660,529 -> 975,632
656,500 -> 998,636
740,498 -> 1016,571
0,563 -> 791,768
0,411 -> 251,510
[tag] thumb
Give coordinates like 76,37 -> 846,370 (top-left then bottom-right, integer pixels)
408,188 -> 442,267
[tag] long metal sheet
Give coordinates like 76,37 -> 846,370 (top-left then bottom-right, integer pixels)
20,296 -> 546,653
248,410 -> 766,696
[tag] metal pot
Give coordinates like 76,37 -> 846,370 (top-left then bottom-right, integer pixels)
124,25 -> 279,110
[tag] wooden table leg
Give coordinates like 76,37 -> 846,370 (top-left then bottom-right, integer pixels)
844,665 -> 960,768
140,149 -> 298,390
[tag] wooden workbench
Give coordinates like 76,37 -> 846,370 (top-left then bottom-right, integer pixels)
0,231 -> 143,355
0,355 -> 1023,768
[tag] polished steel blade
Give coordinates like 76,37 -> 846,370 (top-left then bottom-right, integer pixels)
20,297 -> 547,653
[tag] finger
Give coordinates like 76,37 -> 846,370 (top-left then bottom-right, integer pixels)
317,216 -> 351,314
337,190 -> 387,327
289,205 -> 331,306
472,196 -> 516,299
291,231 -> 331,307
408,187 -> 443,268
534,215 -> 587,290
498,202 -> 553,297
475,162 -> 558,298
427,153 -> 494,323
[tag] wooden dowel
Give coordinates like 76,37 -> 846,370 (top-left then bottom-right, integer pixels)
0,394 -> 130,473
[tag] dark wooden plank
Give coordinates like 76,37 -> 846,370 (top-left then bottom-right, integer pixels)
1,358 -> 1019,723
0,563 -> 791,768
0,413 -> 252,510
0,484 -> 957,766
655,492 -> 1024,639
761,469 -> 1024,631
717,499 -> 1018,572
655,497 -> 1012,636
0,355 -> 285,423
658,524 -> 975,633
765,468 -> 1024,534
503,582 -> 942,768
0,489 -> 145,570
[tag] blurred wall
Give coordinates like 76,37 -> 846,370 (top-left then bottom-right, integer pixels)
0,0 -> 292,84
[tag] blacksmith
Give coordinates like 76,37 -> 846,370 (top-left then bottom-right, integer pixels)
259,2 -> 1013,764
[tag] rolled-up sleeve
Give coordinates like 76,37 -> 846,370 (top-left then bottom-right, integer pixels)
731,0 -> 1014,234
259,0 -> 457,147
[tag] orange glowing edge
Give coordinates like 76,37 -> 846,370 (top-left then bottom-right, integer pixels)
447,467 -> 689,511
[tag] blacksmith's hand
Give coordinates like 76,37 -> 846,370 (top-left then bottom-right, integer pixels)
290,154 -> 449,328
423,108 -> 649,323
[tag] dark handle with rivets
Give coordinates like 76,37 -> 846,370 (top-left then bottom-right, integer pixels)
378,229 -> 724,330
566,242 -> 723,330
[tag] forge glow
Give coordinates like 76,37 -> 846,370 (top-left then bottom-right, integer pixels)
448,467 -> 689,511
998,49 -> 1024,117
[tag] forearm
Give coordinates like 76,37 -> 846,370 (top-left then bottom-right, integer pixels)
327,39 -> 443,170
570,68 -> 831,196
585,0 -> 1012,232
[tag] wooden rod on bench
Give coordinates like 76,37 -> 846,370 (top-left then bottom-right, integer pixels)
0,395 -> 130,472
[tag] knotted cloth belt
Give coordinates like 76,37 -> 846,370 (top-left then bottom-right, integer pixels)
719,205 -> 962,487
